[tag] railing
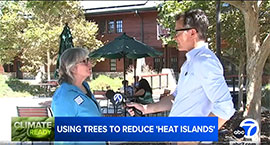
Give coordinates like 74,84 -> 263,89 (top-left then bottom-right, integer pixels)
141,73 -> 168,89
225,75 -> 247,110
225,75 -> 270,110
32,80 -> 58,97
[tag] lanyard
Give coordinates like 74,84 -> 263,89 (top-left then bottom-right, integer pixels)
83,84 -> 101,113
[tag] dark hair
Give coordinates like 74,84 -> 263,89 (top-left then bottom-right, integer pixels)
138,79 -> 152,94
122,80 -> 128,85
175,9 -> 209,40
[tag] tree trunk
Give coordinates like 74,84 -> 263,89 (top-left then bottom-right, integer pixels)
242,2 -> 261,142
245,58 -> 263,141
238,56 -> 245,111
224,1 -> 270,142
47,50 -> 51,81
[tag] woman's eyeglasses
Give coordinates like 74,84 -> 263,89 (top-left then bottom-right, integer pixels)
77,58 -> 90,65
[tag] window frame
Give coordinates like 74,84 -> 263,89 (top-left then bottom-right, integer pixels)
170,57 -> 178,72
110,59 -> 117,71
108,20 -> 115,33
116,20 -> 123,33
98,20 -> 106,34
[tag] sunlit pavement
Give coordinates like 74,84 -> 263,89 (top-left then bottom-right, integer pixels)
0,96 -> 52,142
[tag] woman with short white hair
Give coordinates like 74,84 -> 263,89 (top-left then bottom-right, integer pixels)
52,48 -> 102,117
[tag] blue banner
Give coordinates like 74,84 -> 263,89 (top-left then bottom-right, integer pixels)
55,117 -> 218,142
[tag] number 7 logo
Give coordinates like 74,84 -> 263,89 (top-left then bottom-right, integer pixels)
240,118 -> 259,138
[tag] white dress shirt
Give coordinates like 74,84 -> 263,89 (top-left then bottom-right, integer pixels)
169,43 -> 235,120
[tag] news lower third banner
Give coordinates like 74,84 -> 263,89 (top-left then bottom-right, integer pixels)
12,117 -> 218,142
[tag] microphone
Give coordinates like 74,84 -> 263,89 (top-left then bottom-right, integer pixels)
105,90 -> 142,116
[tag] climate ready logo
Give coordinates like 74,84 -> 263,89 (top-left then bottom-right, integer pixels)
11,117 -> 54,141
239,118 -> 259,138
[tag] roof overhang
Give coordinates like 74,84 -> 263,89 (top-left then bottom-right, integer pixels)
83,1 -> 162,16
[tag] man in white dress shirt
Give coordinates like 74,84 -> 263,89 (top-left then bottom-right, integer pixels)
127,9 -> 235,131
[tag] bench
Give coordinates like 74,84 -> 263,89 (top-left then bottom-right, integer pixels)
17,106 -> 53,117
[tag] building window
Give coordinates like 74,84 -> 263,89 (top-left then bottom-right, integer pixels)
102,19 -> 123,34
110,59 -> 117,71
98,20 -> 106,34
157,24 -> 170,40
3,64 -> 14,72
108,20 -> 115,33
154,57 -> 163,72
116,20 -> 122,33
170,57 -> 178,72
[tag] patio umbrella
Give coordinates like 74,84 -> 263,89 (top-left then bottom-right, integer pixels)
54,23 -> 74,78
89,33 -> 163,93
89,33 -> 162,59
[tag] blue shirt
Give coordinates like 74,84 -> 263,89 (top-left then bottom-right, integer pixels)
170,43 -> 235,120
52,82 -> 106,145
52,81 -> 102,117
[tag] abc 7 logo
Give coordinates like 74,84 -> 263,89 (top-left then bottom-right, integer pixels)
233,127 -> 245,138
233,118 -> 259,139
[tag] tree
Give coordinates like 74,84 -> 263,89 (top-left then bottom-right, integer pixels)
0,1 -> 102,79
157,1 -> 246,70
0,2 -> 27,65
225,1 -> 270,141
158,1 -> 247,109
220,5 -> 246,111
158,1 -> 270,142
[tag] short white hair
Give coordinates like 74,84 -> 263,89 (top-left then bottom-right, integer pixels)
58,48 -> 89,84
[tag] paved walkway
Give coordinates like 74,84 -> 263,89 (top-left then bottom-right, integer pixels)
0,96 -> 52,142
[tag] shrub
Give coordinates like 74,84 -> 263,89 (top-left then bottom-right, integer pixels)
89,75 -> 122,91
0,75 -> 31,97
0,74 -> 49,97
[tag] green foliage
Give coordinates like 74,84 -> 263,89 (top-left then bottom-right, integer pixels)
259,1 -> 270,44
0,1 -> 102,75
0,74 -> 49,97
157,1 -> 216,47
157,1 -> 248,68
89,75 -> 122,92
0,2 -> 27,64
260,1 -> 270,74
220,4 -> 246,68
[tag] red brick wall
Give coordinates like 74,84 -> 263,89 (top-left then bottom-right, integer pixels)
87,11 -> 163,72
0,65 -> 4,74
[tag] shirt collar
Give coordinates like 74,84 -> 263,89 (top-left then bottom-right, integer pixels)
186,43 -> 208,62
62,81 -> 90,95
